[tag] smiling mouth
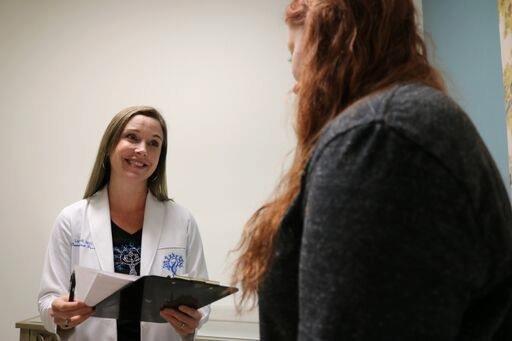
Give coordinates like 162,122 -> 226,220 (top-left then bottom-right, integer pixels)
125,159 -> 148,169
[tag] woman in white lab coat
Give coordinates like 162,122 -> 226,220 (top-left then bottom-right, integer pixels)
38,106 -> 209,341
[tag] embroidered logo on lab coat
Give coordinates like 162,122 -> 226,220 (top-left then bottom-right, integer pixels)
162,253 -> 184,276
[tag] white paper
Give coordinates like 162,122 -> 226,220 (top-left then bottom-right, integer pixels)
73,265 -> 138,306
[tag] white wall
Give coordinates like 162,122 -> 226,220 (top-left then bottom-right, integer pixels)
0,1 -> 294,339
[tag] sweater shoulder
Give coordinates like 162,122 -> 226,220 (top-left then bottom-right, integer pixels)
311,83 -> 490,187
316,83 -> 470,154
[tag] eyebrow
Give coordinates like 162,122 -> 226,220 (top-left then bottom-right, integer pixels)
124,128 -> 162,140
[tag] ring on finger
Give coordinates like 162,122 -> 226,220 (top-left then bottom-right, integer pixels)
64,318 -> 70,328
179,322 -> 185,328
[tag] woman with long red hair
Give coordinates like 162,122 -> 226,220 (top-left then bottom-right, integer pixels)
234,0 -> 512,339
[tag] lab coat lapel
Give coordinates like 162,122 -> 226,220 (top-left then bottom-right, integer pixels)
140,193 -> 164,276
88,188 -> 115,272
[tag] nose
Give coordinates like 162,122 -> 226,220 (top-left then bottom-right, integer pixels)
134,141 -> 147,156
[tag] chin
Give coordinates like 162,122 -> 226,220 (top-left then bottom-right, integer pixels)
122,172 -> 150,183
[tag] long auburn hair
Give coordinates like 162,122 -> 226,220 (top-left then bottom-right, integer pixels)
233,0 -> 446,306
84,106 -> 170,201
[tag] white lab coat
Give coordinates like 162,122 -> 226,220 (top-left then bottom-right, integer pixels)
38,188 -> 210,341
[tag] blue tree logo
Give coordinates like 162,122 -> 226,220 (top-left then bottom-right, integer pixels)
163,253 -> 184,276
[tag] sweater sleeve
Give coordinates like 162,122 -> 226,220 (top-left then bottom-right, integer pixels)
298,122 -> 485,340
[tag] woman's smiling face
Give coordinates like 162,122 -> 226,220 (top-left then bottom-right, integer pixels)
109,114 -> 164,185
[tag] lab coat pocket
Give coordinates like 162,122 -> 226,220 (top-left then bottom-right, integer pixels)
156,247 -> 186,277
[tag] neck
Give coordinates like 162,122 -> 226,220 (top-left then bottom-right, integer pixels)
107,177 -> 148,213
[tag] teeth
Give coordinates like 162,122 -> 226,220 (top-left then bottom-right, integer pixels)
128,160 -> 145,167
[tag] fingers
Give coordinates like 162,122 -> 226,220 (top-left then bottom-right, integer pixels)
178,305 -> 202,321
51,296 -> 94,323
52,296 -> 90,314
160,308 -> 199,336
167,307 -> 198,326
72,312 -> 93,326
52,306 -> 93,320
54,311 -> 93,330
160,310 -> 191,335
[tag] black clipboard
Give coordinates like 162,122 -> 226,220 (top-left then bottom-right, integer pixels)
91,275 -> 238,323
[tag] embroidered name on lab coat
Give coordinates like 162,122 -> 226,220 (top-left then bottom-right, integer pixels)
71,239 -> 95,249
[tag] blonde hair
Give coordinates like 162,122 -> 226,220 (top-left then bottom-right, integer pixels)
84,106 -> 170,201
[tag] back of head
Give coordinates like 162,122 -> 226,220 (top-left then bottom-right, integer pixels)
291,0 -> 445,146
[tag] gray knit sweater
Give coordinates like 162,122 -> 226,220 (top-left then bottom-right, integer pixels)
258,83 -> 512,340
